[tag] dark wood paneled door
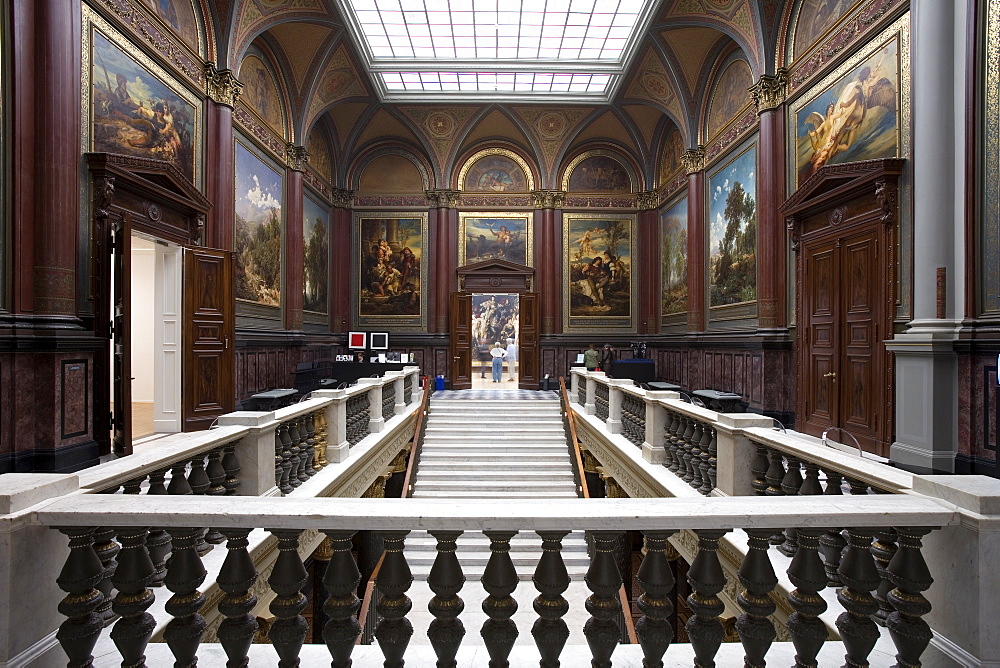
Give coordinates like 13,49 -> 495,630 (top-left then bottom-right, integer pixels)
183,248 -> 235,431
518,293 -> 540,389
449,292 -> 473,389
112,213 -> 132,456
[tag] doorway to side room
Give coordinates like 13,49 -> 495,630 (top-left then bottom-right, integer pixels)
471,293 -> 520,390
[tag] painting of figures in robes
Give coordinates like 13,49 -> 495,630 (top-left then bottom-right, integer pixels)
302,195 -> 329,314
661,197 -> 688,316
90,29 -> 198,183
234,142 -> 283,308
793,0 -> 862,60
356,213 -> 428,329
709,145 -> 757,307
564,214 -> 636,331
459,213 -> 531,266
794,35 -> 899,185
138,0 -> 200,53
463,154 -> 528,192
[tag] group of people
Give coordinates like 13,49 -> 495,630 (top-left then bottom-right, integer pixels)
478,338 -> 518,382
583,343 -> 616,375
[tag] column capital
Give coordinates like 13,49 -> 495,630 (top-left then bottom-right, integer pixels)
681,147 -> 706,174
425,189 -> 461,208
750,68 -> 788,114
636,190 -> 658,210
204,62 -> 243,107
331,189 -> 354,209
286,144 -> 309,171
530,189 -> 566,209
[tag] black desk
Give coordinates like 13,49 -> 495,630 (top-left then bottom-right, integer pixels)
693,389 -> 745,412
610,358 -> 656,384
328,362 -> 407,386
248,388 -> 298,411
647,382 -> 681,392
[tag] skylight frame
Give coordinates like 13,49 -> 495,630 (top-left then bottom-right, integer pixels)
333,0 -> 661,103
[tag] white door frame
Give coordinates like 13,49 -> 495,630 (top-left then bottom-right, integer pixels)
153,241 -> 183,433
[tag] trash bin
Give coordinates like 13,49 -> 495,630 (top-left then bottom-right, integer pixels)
435,375 -> 445,391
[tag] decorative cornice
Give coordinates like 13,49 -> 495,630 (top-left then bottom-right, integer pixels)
354,195 -> 427,208
705,110 -> 758,164
234,105 -> 286,162
750,68 -> 788,114
636,191 -> 658,211
302,170 -> 331,201
331,189 -> 354,209
459,194 -> 533,208
530,190 -> 566,209
204,63 -> 243,107
562,195 -> 637,209
425,189 -> 461,208
681,148 -> 706,175
286,144 -> 309,172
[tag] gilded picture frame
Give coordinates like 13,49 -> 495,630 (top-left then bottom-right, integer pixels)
234,139 -> 284,312
563,212 -> 637,332
707,142 -> 758,313
458,212 -> 533,266
660,194 -> 689,324
353,212 -> 429,331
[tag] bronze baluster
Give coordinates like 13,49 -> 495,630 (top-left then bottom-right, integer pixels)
321,530 -> 361,667
267,529 -> 309,668
736,529 -> 778,668
532,531 -> 571,668
635,530 -> 677,668
887,527 -> 935,668
217,528 -> 259,668
836,527 -> 881,667
428,530 -> 466,667
163,527 -> 208,666
481,530 -> 519,668
110,527 -> 156,667
786,528 -> 827,667
686,529 -> 729,668
376,530 -> 414,668
55,527 -> 105,668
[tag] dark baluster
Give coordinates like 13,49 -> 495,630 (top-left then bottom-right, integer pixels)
187,456 -> 212,556
292,419 -> 309,485
222,443 -> 241,495
736,529 -> 778,668
686,529 -> 729,668
681,417 -> 697,483
848,478 -> 870,496
123,476 -> 144,495
274,426 -> 285,492
217,528 -> 258,668
267,530 -> 309,668
279,422 -> 296,491
635,530 -> 677,668
532,531 -> 570,668
687,422 -> 704,488
94,517 -> 120,626
786,528 -> 827,667
428,531 -> 466,667
110,527 -> 156,667
698,424 -> 715,494
749,443 -> 769,496
481,530 -> 519,668
286,420 -> 304,487
584,531 -> 624,668
887,527 -> 935,668
778,456 -> 804,557
204,450 -> 226,545
665,412 -> 681,472
321,531 -> 361,667
836,528 -> 881,667
819,468 -> 846,587
55,527 -> 105,668
376,530 -> 413,668
706,426 -> 718,492
763,450 -> 786,545
145,468 -> 171,587
163,528 -> 207,666
301,416 -> 317,477
871,528 -> 899,625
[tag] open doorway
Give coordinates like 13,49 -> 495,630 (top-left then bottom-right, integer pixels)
471,293 -> 519,389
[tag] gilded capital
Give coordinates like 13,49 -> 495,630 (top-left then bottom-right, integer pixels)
750,68 -> 788,114
530,189 -> 566,209
204,62 -> 243,107
680,147 -> 706,175
425,189 -> 461,208
636,191 -> 658,210
286,144 -> 309,171
331,189 -> 354,209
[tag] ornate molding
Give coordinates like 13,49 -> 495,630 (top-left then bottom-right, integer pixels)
233,105 -> 286,163
286,144 -> 309,172
875,178 -> 898,225
353,195 -> 428,208
636,191 -> 658,210
750,68 -> 788,113
459,194 -> 533,208
425,189 -> 461,208
681,148 -> 706,175
561,195 -> 637,209
303,170 -> 332,201
331,189 -> 354,209
204,63 -> 243,107
705,110 -> 758,164
530,189 -> 566,209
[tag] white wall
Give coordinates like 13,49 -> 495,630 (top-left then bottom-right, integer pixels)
130,236 -> 156,403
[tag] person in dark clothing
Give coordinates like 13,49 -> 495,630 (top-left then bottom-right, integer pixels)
600,344 -> 616,376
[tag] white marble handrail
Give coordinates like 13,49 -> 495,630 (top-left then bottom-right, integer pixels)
31,494 -> 956,530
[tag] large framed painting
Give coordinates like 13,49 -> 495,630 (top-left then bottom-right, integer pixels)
234,141 -> 283,309
790,16 -> 909,187
562,151 -> 634,193
458,212 -> 532,266
661,196 -> 688,318
354,212 -> 429,331
302,194 -> 329,314
563,213 -> 636,332
85,8 -> 201,187
138,0 -> 202,55
792,0 -> 863,61
709,143 -> 757,308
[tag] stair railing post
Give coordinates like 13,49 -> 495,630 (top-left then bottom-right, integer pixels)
354,377 -> 385,434
312,389 -> 350,463
713,415 -> 774,496
605,379 -> 632,435
641,391 -> 675,464
585,373 -> 598,415
216,411 -> 282,496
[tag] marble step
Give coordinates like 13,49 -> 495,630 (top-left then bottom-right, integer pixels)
420,436 -> 567,446
417,460 -> 571,470
410,490 -> 580,498
418,447 -> 569,456
417,452 -> 570,462
412,481 -> 577,493
428,415 -> 560,424
414,471 -> 575,481
424,426 -> 565,436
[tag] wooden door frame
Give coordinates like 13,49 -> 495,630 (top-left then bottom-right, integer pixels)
782,158 -> 904,456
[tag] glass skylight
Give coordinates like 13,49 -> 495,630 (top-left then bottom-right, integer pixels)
336,0 -> 655,100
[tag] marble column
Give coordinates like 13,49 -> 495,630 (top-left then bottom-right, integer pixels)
682,149 -> 707,333
886,0 -> 968,473
636,192 -> 659,334
330,190 -> 353,333
204,65 -> 242,251
427,190 -> 460,333
284,146 -> 307,332
531,190 -> 565,334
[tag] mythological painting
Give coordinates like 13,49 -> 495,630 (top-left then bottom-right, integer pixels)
463,155 -> 528,192
707,60 -> 753,138
302,194 -> 329,314
794,35 -> 899,185
566,155 -> 632,193
356,213 -> 428,329
459,213 -> 531,266
235,142 -> 283,308
239,54 -> 285,138
307,127 -> 333,184
660,128 -> 684,184
709,145 -> 757,307
139,0 -> 200,53
90,29 -> 198,183
793,0 -> 862,60
661,197 -> 688,316
564,214 -> 635,331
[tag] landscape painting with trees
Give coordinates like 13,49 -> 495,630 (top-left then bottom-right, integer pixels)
303,195 -> 329,313
709,145 -> 757,306
661,197 -> 688,315
235,142 -> 282,307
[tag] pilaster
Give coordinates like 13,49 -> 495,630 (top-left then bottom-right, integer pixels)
531,190 -> 566,335
712,414 -> 776,496
605,379 -> 632,435
330,190 -> 353,333
427,190 -> 460,333
356,378 -> 385,434
284,145 -> 308,331
204,64 -> 242,251
682,148 -> 707,333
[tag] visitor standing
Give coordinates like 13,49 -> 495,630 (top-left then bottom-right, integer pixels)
583,343 -> 600,371
490,342 -> 507,383
505,337 -> 518,381
601,344 -> 617,376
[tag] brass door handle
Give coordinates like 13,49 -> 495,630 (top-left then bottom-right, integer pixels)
823,372 -> 837,379
453,356 -> 461,360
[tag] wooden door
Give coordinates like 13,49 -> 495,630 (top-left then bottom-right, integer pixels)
112,213 -> 132,455
518,292 -> 540,389
183,248 -> 235,431
803,239 -> 839,432
449,292 -> 473,389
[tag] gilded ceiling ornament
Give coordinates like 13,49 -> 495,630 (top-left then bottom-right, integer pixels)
331,189 -> 354,209
286,144 -> 309,171
636,191 -> 658,210
680,147 -> 706,174
530,190 -> 566,209
750,68 -> 788,114
425,189 -> 461,208
204,62 -> 243,107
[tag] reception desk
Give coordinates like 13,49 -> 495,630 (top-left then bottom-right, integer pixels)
610,358 -> 656,384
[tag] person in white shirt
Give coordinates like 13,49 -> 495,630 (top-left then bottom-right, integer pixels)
505,337 -> 518,381
490,342 -> 507,383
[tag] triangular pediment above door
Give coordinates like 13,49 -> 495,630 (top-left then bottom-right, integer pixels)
457,258 -> 534,293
